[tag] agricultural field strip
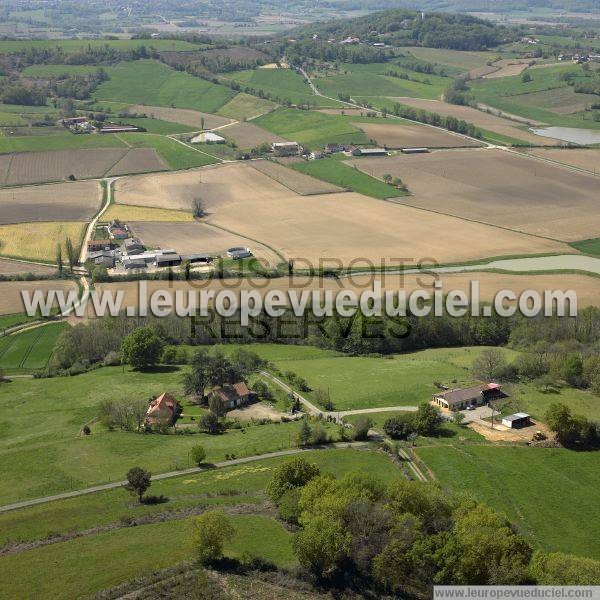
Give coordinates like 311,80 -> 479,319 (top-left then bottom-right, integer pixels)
347,148 -> 600,243
113,161 -> 569,266
0,442 -> 367,514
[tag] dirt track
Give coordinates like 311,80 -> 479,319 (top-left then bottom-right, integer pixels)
0,180 -> 101,224
349,149 -> 600,242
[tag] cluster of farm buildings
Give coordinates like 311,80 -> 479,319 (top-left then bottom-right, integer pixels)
87,220 -> 252,272
432,383 -> 532,429
271,141 -> 427,160
146,382 -> 256,427
62,116 -> 144,135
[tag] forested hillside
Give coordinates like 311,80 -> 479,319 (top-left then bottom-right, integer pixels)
287,9 -> 514,51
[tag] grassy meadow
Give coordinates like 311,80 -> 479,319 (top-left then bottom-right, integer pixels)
469,64 -> 600,128
314,61 -> 451,102
223,68 -> 340,108
118,133 -> 219,169
292,158 -> 406,199
417,445 -> 600,559
0,39 -> 205,54
216,92 -> 278,119
570,237 -> 600,257
92,60 -> 236,113
0,322 -> 67,372
254,107 -> 369,148
0,363 -> 343,504
0,448 -> 397,598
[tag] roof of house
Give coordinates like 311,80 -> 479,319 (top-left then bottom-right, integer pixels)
147,392 -> 176,416
88,239 -> 111,246
212,381 -> 252,404
503,412 -> 530,422
355,147 -> 387,154
124,237 -> 144,248
434,385 -> 487,406
272,141 -> 300,148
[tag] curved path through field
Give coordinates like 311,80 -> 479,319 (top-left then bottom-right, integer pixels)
0,442 -> 367,514
260,371 -> 418,420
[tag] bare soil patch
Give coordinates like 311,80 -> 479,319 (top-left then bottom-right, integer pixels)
106,148 -> 168,177
468,420 -> 552,442
87,271 -> 599,319
348,149 -> 600,242
128,105 -> 233,130
1,149 -> 127,186
115,162 -> 567,266
250,160 -> 343,195
0,258 -> 56,276
483,59 -> 530,79
0,279 -> 77,314
220,121 -> 287,149
115,163 -> 287,211
524,148 -> 600,173
391,97 -> 563,146
0,180 -> 100,224
228,402 -> 293,422
128,221 -> 280,265
357,122 -> 481,148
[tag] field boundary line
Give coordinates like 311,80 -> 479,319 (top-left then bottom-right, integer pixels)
203,220 -> 288,264
17,326 -> 44,369
166,135 -> 225,163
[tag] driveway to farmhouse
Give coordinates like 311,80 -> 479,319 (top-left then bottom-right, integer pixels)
259,371 -> 418,420
460,405 -> 502,427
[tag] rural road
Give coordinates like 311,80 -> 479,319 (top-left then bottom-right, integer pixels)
0,442 -> 367,514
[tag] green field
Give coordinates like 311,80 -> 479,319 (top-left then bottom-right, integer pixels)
314,61 -> 451,102
0,448 -> 398,546
570,237 -> 600,256
0,448 -> 398,598
469,64 -> 600,129
0,323 -> 67,372
0,364 -> 341,504
253,107 -> 369,149
216,92 -> 278,119
118,133 -> 219,169
0,110 -> 27,126
417,445 -> 600,558
291,158 -> 407,199
223,68 -> 341,108
0,516 -> 292,599
403,47 -> 501,72
0,312 -> 38,332
0,39 -> 204,54
22,64 -> 105,77
264,345 -> 517,411
0,132 -> 127,154
92,60 -> 236,113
